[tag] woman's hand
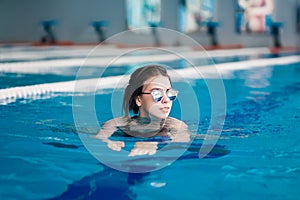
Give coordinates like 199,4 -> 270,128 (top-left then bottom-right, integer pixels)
128,141 -> 158,156
107,140 -> 125,151
170,133 -> 190,142
95,132 -> 124,151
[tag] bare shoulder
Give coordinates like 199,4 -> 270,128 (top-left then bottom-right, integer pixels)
166,117 -> 188,130
165,117 -> 190,142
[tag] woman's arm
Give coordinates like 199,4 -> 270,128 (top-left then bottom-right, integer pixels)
96,117 -> 126,151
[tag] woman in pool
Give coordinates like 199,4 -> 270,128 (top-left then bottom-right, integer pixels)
96,64 -> 190,156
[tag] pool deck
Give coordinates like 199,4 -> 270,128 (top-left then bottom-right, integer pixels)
1,41 -> 299,55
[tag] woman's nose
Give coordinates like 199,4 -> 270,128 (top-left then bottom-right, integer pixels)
161,93 -> 171,103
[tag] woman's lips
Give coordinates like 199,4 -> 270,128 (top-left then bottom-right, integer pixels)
160,107 -> 170,113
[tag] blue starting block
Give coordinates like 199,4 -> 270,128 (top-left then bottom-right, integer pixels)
92,21 -> 109,43
40,20 -> 57,44
270,22 -> 283,47
206,21 -> 220,46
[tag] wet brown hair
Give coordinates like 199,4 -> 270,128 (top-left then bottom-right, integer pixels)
122,64 -> 172,116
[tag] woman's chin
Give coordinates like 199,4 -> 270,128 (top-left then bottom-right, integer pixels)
151,113 -> 169,120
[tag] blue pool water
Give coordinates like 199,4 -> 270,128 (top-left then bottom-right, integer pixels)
0,46 -> 299,199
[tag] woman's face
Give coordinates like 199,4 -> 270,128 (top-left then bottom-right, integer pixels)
136,75 -> 173,120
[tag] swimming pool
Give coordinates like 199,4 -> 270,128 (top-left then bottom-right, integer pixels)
0,45 -> 299,199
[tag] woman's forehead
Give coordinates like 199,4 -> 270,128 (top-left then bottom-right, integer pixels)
143,75 -> 171,89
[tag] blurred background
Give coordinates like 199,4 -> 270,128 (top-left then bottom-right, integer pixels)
0,0 -> 299,47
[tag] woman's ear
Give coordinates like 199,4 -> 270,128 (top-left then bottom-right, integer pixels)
135,96 -> 142,107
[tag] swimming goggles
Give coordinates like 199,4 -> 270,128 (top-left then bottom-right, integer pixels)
141,88 -> 178,102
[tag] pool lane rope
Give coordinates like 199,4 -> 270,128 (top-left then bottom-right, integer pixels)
0,55 -> 299,105
0,47 -> 271,75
